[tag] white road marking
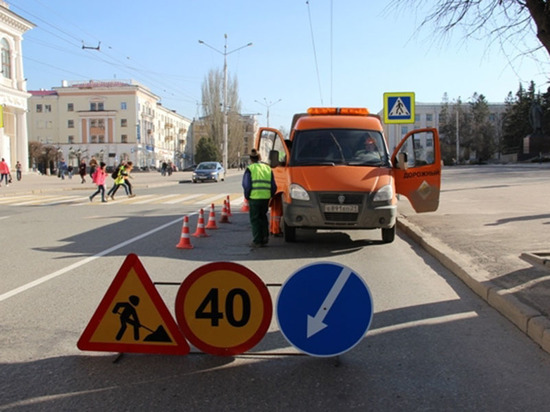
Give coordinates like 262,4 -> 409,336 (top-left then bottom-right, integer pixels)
0,212 -> 197,303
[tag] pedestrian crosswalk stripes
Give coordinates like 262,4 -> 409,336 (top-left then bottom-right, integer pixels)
0,193 -> 246,208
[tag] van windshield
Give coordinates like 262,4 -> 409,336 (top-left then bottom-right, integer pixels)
289,129 -> 389,167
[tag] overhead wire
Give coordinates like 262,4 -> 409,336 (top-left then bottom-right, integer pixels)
12,1 -> 201,112
306,0 -> 324,106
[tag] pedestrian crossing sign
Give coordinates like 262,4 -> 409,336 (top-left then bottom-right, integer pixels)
77,253 -> 190,355
383,92 -> 415,124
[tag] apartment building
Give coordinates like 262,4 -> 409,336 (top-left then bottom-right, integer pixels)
0,1 -> 34,172
28,79 -> 192,170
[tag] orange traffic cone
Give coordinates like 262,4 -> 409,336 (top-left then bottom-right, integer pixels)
176,215 -> 194,249
226,195 -> 232,216
193,208 -> 210,237
205,203 -> 219,229
241,198 -> 250,212
219,200 -> 231,223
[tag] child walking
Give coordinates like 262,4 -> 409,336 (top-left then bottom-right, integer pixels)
89,162 -> 108,202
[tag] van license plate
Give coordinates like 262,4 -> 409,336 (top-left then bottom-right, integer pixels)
324,204 -> 358,213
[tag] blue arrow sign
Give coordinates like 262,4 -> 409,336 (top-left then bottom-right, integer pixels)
276,262 -> 373,357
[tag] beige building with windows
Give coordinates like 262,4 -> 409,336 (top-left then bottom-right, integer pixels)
380,102 -> 507,159
191,113 -> 259,168
0,1 -> 34,172
28,79 -> 192,170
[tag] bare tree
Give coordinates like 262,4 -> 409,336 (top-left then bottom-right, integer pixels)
397,1 -> 550,58
201,68 -> 244,166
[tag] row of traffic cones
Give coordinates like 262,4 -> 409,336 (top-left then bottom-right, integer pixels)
176,197 -> 237,249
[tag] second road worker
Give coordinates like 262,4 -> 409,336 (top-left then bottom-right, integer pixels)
242,148 -> 277,248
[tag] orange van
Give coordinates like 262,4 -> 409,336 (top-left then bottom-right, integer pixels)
255,107 -> 441,243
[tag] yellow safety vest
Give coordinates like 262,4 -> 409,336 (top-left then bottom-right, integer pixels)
248,163 -> 272,200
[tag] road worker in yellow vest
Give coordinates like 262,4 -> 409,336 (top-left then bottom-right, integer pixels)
242,149 -> 277,248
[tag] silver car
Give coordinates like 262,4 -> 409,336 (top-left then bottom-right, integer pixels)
192,162 -> 226,183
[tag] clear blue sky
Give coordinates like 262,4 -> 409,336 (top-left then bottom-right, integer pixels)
11,0 -> 550,130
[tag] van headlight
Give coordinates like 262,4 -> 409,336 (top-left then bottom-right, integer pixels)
290,184 -> 310,201
373,184 -> 393,202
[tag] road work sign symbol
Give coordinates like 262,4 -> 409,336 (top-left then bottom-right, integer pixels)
175,262 -> 272,356
276,262 -> 373,357
77,253 -> 190,355
384,92 -> 415,124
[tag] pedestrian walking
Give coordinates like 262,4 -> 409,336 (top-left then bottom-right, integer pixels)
109,161 -> 135,200
0,158 -> 10,187
89,162 -> 108,203
15,161 -> 22,181
78,160 -> 87,183
242,149 -> 277,247
58,159 -> 68,179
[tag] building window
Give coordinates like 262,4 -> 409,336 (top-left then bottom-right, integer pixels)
98,135 -> 105,143
121,134 -> 128,143
426,113 -> 433,122
121,119 -> 128,127
1,38 -> 11,79
45,105 -> 52,113
121,102 -> 127,110
90,102 -> 104,111
401,126 -> 408,136
68,103 -> 74,112
68,135 -> 74,144
68,120 -> 74,128
414,114 -> 420,122
91,135 -> 98,143
36,104 -> 42,113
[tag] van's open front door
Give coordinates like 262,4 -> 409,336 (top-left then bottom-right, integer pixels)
255,127 -> 290,192
391,128 -> 441,213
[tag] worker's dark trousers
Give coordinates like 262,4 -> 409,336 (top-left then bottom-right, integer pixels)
248,198 -> 270,245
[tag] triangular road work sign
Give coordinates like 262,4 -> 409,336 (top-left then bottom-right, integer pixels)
77,253 -> 190,355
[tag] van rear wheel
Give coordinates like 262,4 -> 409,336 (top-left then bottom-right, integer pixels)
283,221 -> 296,242
382,225 -> 396,243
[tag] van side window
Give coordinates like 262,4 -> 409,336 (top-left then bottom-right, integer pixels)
399,131 -> 436,167
258,130 -> 276,161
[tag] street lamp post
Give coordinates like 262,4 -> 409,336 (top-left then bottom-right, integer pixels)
199,34 -> 252,170
254,98 -> 282,127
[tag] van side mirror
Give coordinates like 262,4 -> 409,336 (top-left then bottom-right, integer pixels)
397,152 -> 408,170
269,150 -> 281,168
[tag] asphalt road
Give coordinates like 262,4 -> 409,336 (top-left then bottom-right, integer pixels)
2,168 -> 550,410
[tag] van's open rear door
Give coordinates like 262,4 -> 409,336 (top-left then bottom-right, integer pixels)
391,128 -> 441,213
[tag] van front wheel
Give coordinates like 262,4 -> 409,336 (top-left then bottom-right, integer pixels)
382,225 -> 396,243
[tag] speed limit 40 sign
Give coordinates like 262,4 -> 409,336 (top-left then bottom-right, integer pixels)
175,262 -> 272,356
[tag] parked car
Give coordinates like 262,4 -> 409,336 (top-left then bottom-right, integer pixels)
192,162 -> 225,183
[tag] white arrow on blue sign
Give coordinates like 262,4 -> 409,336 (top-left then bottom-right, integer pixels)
276,262 -> 373,357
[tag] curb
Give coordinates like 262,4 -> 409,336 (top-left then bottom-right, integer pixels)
397,216 -> 550,354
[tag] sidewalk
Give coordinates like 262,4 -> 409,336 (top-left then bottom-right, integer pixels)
3,165 -> 550,354
0,168 -> 244,196
397,164 -> 550,354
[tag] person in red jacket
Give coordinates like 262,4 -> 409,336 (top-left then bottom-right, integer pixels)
0,158 -> 10,187
89,162 -> 108,202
